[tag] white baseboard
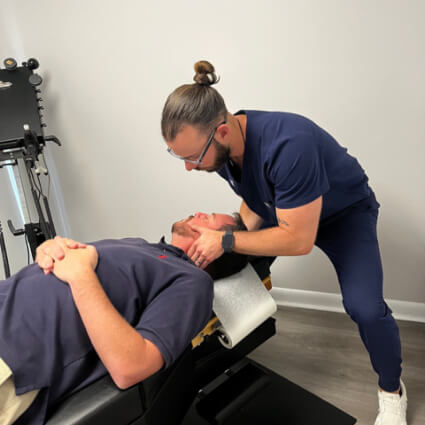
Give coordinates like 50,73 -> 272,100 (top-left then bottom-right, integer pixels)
270,287 -> 425,323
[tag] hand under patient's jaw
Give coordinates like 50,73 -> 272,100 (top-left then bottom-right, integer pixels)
170,212 -> 237,253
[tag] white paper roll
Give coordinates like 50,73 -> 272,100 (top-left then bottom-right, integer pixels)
213,263 -> 277,349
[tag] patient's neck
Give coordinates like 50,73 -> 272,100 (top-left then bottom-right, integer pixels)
170,234 -> 192,254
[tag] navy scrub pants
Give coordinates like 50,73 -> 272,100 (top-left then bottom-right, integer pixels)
315,194 -> 402,392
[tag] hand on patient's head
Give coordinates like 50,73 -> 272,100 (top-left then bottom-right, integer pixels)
187,224 -> 224,269
186,212 -> 246,270
35,236 -> 87,275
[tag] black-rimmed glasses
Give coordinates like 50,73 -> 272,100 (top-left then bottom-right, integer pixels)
167,120 -> 226,165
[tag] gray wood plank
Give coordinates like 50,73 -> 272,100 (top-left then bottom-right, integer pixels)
249,306 -> 425,425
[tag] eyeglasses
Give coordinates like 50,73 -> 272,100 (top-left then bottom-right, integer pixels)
167,120 -> 226,165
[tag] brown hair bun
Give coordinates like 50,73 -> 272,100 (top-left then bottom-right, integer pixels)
193,60 -> 219,86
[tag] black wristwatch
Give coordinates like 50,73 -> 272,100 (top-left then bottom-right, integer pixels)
222,230 -> 234,253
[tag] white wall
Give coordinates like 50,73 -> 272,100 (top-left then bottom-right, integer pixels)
1,0 -> 424,303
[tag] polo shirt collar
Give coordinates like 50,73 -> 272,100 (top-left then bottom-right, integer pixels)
158,236 -> 192,262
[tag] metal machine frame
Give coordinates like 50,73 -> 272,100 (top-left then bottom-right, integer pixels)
0,57 -> 61,277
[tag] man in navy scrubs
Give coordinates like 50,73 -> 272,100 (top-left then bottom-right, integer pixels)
0,212 -> 244,425
161,60 -> 407,425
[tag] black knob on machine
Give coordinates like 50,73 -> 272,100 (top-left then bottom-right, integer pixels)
29,73 -> 43,86
3,58 -> 17,70
27,58 -> 39,70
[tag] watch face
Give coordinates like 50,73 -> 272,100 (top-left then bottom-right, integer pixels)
222,231 -> 234,253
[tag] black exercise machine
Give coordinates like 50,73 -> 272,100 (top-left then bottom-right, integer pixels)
0,57 -> 61,276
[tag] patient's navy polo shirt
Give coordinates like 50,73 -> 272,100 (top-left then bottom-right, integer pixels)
0,238 -> 213,425
218,110 -> 372,227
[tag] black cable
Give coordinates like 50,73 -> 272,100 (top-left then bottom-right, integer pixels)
39,152 -> 51,200
0,221 -> 11,279
29,167 -> 43,197
25,233 -> 30,265
24,160 -> 43,199
36,173 -> 43,196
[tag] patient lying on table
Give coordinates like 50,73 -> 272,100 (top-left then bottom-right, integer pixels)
0,212 -> 247,425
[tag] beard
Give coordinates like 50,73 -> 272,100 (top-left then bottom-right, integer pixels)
171,221 -> 189,237
171,217 -> 195,237
201,139 -> 231,173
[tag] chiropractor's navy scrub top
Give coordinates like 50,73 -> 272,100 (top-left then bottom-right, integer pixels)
218,110 -> 374,227
0,238 -> 213,425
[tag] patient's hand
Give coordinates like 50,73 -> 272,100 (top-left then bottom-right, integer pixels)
52,243 -> 98,284
35,236 -> 87,275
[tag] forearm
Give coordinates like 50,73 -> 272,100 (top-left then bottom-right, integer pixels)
233,226 -> 313,257
69,271 -> 163,388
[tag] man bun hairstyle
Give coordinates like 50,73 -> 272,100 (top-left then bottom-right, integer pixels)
161,60 -> 228,141
193,60 -> 220,86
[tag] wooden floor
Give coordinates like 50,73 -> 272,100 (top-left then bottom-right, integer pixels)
249,306 -> 425,425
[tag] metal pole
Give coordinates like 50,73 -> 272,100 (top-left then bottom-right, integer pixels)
0,221 -> 11,279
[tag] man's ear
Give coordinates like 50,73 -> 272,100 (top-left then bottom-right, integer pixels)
216,123 -> 229,140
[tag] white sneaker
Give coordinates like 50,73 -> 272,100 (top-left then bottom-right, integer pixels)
374,380 -> 407,425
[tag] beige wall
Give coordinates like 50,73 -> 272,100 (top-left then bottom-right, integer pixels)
1,0 -> 424,302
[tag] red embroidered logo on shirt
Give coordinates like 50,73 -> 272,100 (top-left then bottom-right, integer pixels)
158,255 -> 167,259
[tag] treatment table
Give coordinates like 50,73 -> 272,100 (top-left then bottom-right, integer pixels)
45,259 -> 357,425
